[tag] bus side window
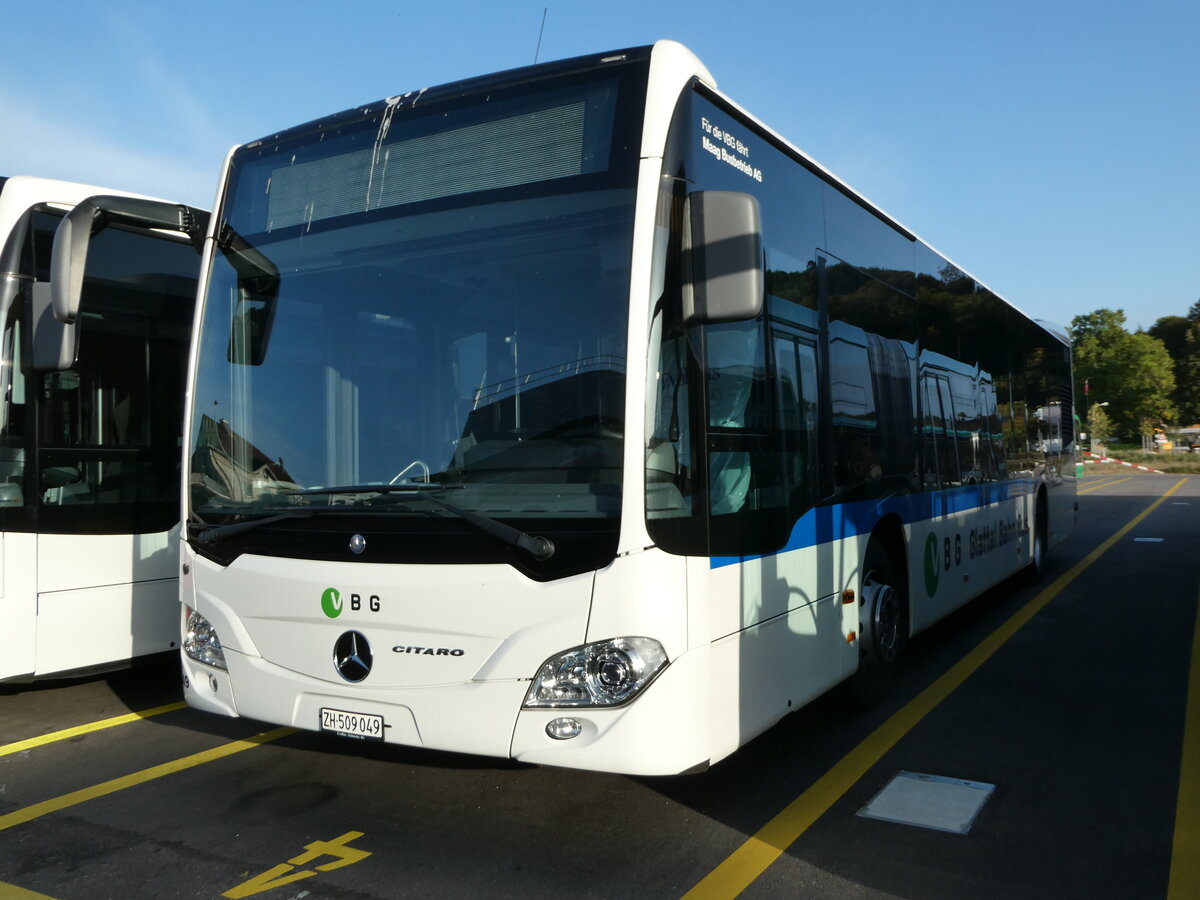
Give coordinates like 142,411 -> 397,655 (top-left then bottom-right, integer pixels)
705,321 -> 765,515
773,332 -> 819,514
937,375 -> 962,487
0,298 -> 26,506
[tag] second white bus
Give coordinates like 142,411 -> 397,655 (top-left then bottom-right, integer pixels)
0,176 -> 205,681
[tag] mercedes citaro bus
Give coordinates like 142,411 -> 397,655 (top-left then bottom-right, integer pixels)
173,42 -> 1074,775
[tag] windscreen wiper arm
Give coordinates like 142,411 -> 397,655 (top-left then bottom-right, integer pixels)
190,509 -> 317,544
286,484 -> 556,561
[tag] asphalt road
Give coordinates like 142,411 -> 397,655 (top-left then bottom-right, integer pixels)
2,468 -> 1197,900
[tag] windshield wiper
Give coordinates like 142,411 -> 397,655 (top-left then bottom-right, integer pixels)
286,484 -> 556,561
190,509 -> 317,544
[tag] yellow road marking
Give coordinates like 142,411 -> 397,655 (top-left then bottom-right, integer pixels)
0,701 -> 187,758
1168,584 -> 1200,899
682,478 -> 1188,900
1078,476 -> 1132,494
0,727 -> 296,833
223,830 -> 372,898
0,881 -> 58,899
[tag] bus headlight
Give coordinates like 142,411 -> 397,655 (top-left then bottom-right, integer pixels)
183,606 -> 227,671
524,637 -> 668,708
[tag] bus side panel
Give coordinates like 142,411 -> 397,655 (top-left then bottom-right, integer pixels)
35,578 -> 178,676
1047,473 -> 1076,548
698,539 -> 858,762
31,530 -> 179,676
37,528 -> 178,593
586,549 -> 689,660
0,533 -> 37,681
906,487 -> 1035,635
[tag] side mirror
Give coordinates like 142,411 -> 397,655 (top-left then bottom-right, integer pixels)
49,194 -> 208,327
31,195 -> 208,373
220,225 -> 280,366
684,191 -> 764,324
30,282 -> 77,371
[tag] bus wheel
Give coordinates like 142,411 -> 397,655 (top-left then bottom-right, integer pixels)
862,557 -> 902,666
1025,496 -> 1048,583
845,541 -> 906,708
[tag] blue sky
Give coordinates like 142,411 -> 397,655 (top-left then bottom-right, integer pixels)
4,1 -> 1198,331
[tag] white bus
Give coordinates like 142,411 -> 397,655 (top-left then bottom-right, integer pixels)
0,176 -> 205,681
176,42 -> 1075,775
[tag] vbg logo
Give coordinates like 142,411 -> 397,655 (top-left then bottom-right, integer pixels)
321,587 -> 381,617
923,534 -> 940,598
321,587 -> 343,618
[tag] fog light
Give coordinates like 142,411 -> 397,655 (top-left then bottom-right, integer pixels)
546,717 -> 582,740
183,606 -> 227,671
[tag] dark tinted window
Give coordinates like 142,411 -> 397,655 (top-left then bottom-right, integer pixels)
648,85 -> 1073,559
20,221 -> 198,535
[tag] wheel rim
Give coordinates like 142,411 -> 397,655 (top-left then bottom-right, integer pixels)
862,570 -> 900,665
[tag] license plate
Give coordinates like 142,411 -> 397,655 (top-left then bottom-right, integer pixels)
319,707 -> 384,741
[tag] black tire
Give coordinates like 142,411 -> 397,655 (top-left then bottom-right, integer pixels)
1024,495 -> 1048,584
844,539 -> 907,708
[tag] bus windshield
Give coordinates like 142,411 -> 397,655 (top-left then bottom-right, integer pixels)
188,65 -> 643,543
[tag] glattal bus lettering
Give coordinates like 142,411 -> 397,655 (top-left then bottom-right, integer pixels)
941,513 -> 1029,573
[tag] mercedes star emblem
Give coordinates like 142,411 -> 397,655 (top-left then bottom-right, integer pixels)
333,630 -> 373,683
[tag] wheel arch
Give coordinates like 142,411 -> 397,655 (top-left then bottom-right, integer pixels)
866,513 -> 909,635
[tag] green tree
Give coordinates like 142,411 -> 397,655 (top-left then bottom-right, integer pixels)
1087,402 -> 1113,448
1071,308 -> 1175,438
1149,302 -> 1200,425
1176,319 -> 1200,425
1148,315 -> 1191,358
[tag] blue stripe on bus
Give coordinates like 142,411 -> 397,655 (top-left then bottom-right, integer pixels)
709,479 -> 1035,569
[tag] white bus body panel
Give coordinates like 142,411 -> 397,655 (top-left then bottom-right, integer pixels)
0,527 -> 180,680
0,532 -> 36,679
183,546 -> 721,775
182,548 -> 594,757
186,551 -> 594,685
695,534 -> 858,763
32,529 -> 180,676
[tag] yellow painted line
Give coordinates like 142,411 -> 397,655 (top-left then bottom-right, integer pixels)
682,477 -> 1188,900
1168,583 -> 1200,899
0,701 -> 187,758
1078,476 -> 1133,494
0,880 -> 58,899
1078,475 -> 1124,488
1079,475 -> 1123,486
0,726 -> 296,833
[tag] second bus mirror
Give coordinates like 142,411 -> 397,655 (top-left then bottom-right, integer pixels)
49,195 -> 208,327
684,190 -> 764,325
33,194 -> 207,372
30,282 -> 77,372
